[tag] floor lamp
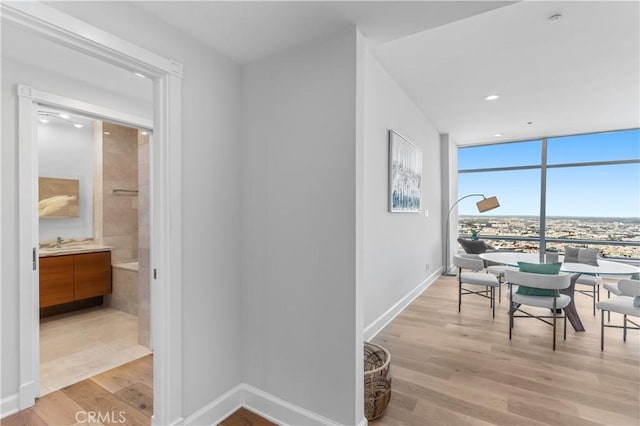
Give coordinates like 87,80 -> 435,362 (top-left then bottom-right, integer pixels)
443,194 -> 500,276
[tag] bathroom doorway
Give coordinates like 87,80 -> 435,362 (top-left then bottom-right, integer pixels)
8,3 -> 184,421
37,110 -> 153,394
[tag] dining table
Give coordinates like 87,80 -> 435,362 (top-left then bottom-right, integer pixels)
478,252 -> 640,332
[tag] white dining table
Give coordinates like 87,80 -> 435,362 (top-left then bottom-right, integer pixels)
479,251 -> 640,331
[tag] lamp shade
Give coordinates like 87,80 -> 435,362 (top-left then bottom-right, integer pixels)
476,196 -> 500,213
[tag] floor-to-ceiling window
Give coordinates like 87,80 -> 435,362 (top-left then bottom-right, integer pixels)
458,129 -> 640,259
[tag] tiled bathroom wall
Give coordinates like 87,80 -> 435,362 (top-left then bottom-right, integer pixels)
102,123 -> 138,263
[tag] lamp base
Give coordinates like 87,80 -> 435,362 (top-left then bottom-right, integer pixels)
442,270 -> 457,277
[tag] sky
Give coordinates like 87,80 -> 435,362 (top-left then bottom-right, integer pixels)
457,129 -> 640,217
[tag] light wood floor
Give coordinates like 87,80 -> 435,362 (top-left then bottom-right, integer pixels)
2,355 -> 153,425
371,276 -> 640,426
7,278 -> 637,425
40,307 -> 151,395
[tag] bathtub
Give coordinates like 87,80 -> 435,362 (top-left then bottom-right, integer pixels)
106,261 -> 139,316
112,261 -> 139,272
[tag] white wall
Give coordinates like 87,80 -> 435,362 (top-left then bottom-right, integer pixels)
2,3 -> 243,419
38,120 -> 94,241
240,28 -> 361,425
362,49 -> 442,330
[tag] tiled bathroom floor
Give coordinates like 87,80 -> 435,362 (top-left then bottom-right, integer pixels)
40,307 -> 151,396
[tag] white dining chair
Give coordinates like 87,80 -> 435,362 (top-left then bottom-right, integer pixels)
505,269 -> 571,350
453,255 -> 500,318
595,279 -> 640,351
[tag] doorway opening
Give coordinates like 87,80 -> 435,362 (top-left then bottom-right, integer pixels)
8,3 -> 184,423
37,108 -> 153,395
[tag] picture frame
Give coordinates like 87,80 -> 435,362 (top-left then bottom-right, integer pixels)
389,130 -> 422,213
38,177 -> 80,218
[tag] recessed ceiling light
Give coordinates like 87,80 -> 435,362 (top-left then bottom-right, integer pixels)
141,131 -> 148,135
527,121 -> 533,125
39,118 -> 50,124
493,133 -> 504,137
134,72 -> 147,79
59,113 -> 70,119
485,94 -> 500,101
73,123 -> 83,128
548,13 -> 562,22
104,131 -> 111,135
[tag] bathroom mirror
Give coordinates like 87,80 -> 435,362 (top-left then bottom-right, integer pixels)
38,177 -> 80,218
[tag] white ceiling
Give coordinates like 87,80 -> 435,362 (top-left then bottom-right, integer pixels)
131,1 -> 513,64
372,1 -> 640,144
14,1 -> 638,145
132,0 -> 640,144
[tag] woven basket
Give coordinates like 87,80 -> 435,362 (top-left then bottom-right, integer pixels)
364,342 -> 391,420
364,341 -> 391,381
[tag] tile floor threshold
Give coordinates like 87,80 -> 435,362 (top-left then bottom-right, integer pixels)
40,306 -> 151,396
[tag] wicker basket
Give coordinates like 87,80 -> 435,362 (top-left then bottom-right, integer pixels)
364,342 -> 391,420
364,376 -> 392,420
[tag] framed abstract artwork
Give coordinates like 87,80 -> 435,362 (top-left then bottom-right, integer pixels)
389,130 -> 422,212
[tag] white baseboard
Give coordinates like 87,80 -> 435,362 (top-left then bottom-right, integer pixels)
184,383 -> 347,426
363,268 -> 442,341
242,384 -> 340,426
183,384 -> 243,426
1,394 -> 19,419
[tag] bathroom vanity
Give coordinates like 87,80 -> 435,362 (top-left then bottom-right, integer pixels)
39,246 -> 112,314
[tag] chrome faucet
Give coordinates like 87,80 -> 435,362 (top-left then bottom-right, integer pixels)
56,236 -> 63,248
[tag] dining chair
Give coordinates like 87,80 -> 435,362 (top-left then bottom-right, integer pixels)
452,255 -> 500,318
505,269 -> 571,350
574,274 -> 602,316
595,279 -> 640,351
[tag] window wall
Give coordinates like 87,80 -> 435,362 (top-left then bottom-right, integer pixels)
458,129 -> 640,259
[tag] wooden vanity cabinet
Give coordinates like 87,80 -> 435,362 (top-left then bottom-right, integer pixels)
74,252 -> 112,300
39,255 -> 74,308
39,251 -> 112,309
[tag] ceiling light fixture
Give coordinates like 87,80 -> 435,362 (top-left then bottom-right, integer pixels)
527,121 -> 533,125
38,111 -> 85,129
493,133 -> 504,137
485,94 -> 500,101
104,131 -> 111,135
134,72 -> 147,79
141,131 -> 148,135
548,13 -> 562,22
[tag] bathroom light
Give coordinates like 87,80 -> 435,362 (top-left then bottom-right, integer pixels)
39,118 -> 50,124
493,133 -> 504,137
73,123 -> 83,128
134,72 -> 147,79
59,113 -> 70,119
485,94 -> 500,101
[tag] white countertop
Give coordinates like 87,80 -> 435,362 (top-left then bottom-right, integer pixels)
39,244 -> 112,257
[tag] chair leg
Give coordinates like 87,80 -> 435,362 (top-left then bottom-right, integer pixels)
563,310 -> 567,340
458,270 -> 462,313
592,285 -> 596,316
601,310 -> 605,351
552,297 -> 557,351
509,285 -> 513,340
607,290 -> 611,322
492,286 -> 495,318
624,314 -> 627,342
